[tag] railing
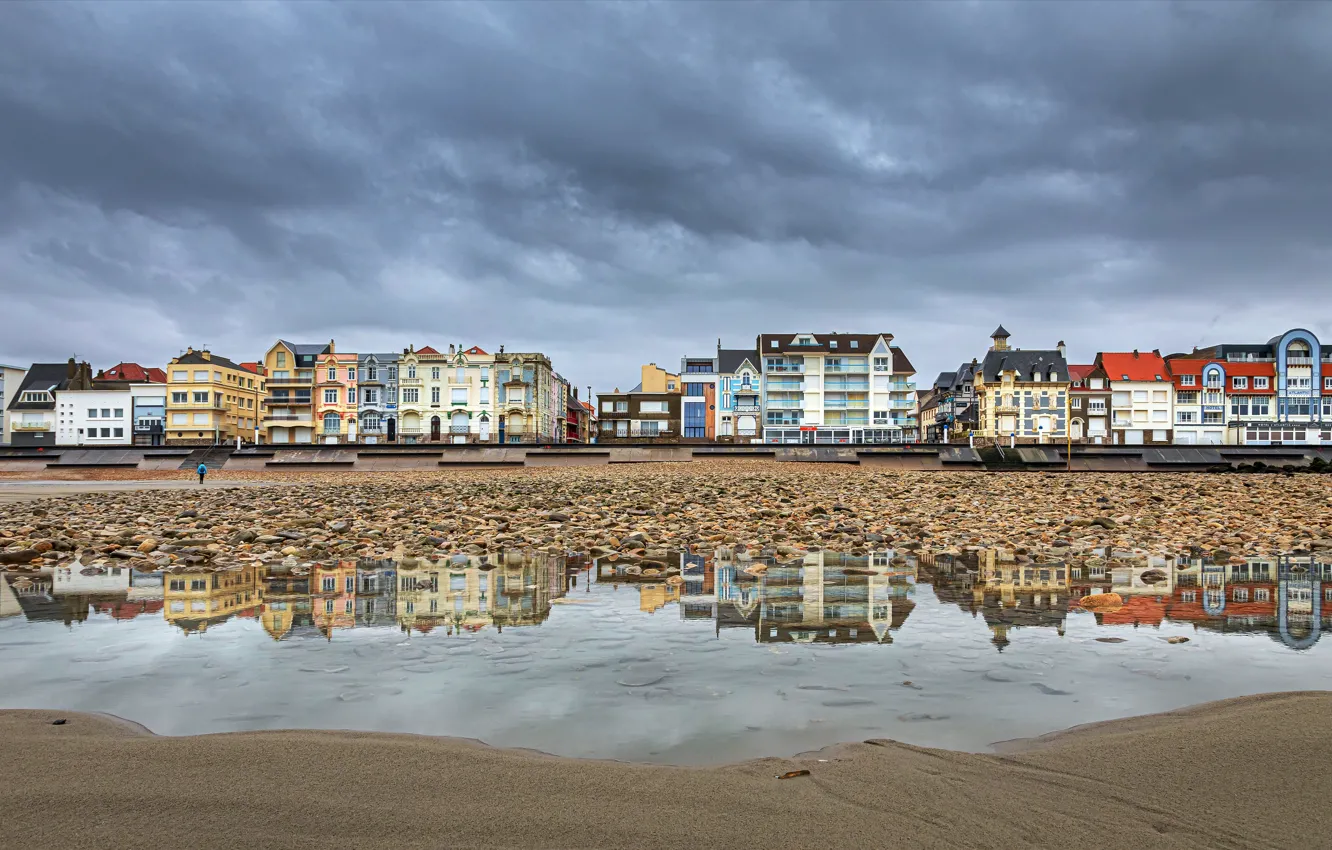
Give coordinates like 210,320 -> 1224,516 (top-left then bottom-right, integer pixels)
1287,357 -> 1314,366
824,399 -> 870,409
825,418 -> 870,427
13,421 -> 51,431
766,419 -> 802,427
449,425 -> 470,434
264,396 -> 313,406
267,377 -> 313,386
264,415 -> 313,423
824,381 -> 869,391
733,403 -> 760,413
766,364 -> 804,373
824,364 -> 870,374
1087,404 -> 1107,413
765,379 -> 803,390
890,400 -> 915,409
397,427 -> 423,435
888,382 -> 916,392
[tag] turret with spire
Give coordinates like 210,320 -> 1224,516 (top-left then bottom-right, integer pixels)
990,325 -> 1011,352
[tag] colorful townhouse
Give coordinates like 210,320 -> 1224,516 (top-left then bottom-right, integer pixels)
757,332 -> 916,444
1097,350 -> 1174,446
718,348 -> 762,441
260,340 -> 326,444
492,349 -> 564,443
437,343 -> 496,443
922,361 -> 978,442
314,343 -> 359,443
1067,363 -> 1111,443
973,327 -> 1070,444
357,351 -> 399,443
678,352 -> 720,440
164,348 -> 264,445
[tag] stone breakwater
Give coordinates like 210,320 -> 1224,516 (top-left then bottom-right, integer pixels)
2,461 -> 1331,573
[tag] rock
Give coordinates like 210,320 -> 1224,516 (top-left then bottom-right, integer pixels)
1076,592 -> 1124,611
177,510 -> 198,519
1091,517 -> 1118,529
327,520 -> 349,533
547,512 -> 570,523
138,539 -> 159,553
1166,636 -> 1190,644
0,549 -> 40,565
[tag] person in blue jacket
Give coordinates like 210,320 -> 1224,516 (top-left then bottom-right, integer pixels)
197,463 -> 208,485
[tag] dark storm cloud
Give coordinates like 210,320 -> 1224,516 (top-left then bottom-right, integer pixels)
1,0 -> 1330,389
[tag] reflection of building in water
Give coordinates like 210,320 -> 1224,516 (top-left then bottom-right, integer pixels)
922,550 -> 1070,651
1169,556 -> 1332,650
310,561 -> 358,638
260,569 -> 311,640
355,560 -> 397,628
713,550 -> 915,644
594,554 -> 688,614
397,551 -> 565,635
163,566 -> 261,634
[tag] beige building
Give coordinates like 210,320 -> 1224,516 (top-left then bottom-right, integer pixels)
973,327 -> 1071,444
164,348 -> 264,444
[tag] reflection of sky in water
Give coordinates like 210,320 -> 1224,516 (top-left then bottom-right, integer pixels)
1,550 -> 1330,765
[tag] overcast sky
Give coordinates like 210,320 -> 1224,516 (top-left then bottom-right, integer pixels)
2,1 -> 1329,393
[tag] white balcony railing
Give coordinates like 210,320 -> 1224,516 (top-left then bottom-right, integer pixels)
13,421 -> 51,431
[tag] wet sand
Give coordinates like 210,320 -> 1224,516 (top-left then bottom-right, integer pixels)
3,691 -> 1330,849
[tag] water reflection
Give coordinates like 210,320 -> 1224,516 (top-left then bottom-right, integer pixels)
3,549 -> 1331,651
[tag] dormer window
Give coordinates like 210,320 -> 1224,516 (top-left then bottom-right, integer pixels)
1121,374 -> 1129,380
770,341 -> 778,349
829,341 -> 838,349
797,336 -> 813,346
1180,374 -> 1195,386
850,341 -> 858,349
1032,371 -> 1042,382
1049,370 -> 1058,381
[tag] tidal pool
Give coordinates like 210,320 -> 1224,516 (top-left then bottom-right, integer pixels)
2,549 -> 1329,763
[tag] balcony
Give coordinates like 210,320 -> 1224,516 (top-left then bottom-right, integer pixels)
267,377 -> 314,386
766,364 -> 804,374
890,399 -> 915,410
263,415 -> 313,425
264,396 -> 313,406
733,402 -> 761,413
765,379 -> 803,390
449,425 -> 471,434
12,421 -> 51,431
889,382 -> 916,392
824,399 -> 870,409
1287,356 -> 1314,366
824,380 -> 869,391
824,364 -> 870,374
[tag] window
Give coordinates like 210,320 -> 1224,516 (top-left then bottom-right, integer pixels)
667,381 -> 676,390
363,389 -> 377,404
615,401 -> 629,412
113,428 -> 123,438
873,410 -> 888,424
684,383 -> 706,396
87,408 -> 97,419
1132,390 -> 1148,402
407,365 -> 417,379
347,367 -> 356,381
480,387 -> 489,404
114,408 -> 124,417
1072,397 -> 1082,409
1177,411 -> 1197,423
1232,377 -> 1247,390
327,366 -> 337,381
172,370 -> 187,382
97,428 -> 109,438
99,408 -> 110,418
430,387 -> 440,404
367,366 -> 377,381
639,420 -> 661,436
192,391 -> 208,404
431,367 -> 440,380
1089,377 -> 1104,390
192,413 -> 209,425
1256,588 -> 1271,602
451,388 -> 467,404
602,402 -> 614,413
1325,377 -> 1332,390
347,388 -> 357,404
402,388 -> 419,403
171,413 -> 187,424
276,352 -> 287,368
639,401 -> 668,414
770,340 -> 778,349
1180,374 -> 1195,386
1152,410 -> 1167,422
684,401 -> 706,438
1112,391 -> 1131,408
388,367 -> 398,381
193,370 -> 208,381
600,420 -> 614,432
324,389 -> 338,404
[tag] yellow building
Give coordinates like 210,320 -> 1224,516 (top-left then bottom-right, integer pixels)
973,326 -> 1071,444
639,363 -> 680,394
163,566 -> 262,634
259,339 -> 328,444
165,348 -> 265,444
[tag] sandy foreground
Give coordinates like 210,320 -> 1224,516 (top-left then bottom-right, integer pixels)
3,692 -> 1330,849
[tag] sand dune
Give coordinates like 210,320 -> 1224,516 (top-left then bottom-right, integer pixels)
3,692 -> 1330,849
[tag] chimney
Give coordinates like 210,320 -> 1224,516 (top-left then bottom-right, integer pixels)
1152,348 -> 1160,357
1057,340 -> 1066,359
572,387 -> 578,399
499,345 -> 505,354
328,339 -> 336,354
1132,349 -> 1139,358
66,357 -> 77,380
201,350 -> 211,361
449,344 -> 455,355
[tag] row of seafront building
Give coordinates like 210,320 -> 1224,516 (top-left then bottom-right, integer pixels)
596,333 -> 920,445
917,325 -> 1332,447
2,340 -> 593,447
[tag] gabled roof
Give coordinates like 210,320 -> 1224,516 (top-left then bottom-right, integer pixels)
979,349 -> 1068,383
239,362 -> 263,375
891,348 -> 915,375
463,346 -> 489,356
933,371 -> 956,390
276,339 -> 331,357
1097,351 -> 1171,383
97,363 -> 167,383
415,346 -> 440,356
1067,364 -> 1095,381
757,333 -> 894,356
718,349 -> 759,374
6,363 -> 69,411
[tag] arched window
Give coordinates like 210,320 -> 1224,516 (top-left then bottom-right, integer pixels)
322,412 -> 341,434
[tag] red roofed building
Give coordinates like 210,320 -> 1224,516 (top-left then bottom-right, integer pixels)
96,363 -> 167,384
1094,350 -> 1173,445
1068,363 -> 1110,443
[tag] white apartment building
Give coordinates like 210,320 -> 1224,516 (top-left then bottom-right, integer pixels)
1098,351 -> 1174,446
56,387 -> 132,445
0,364 -> 26,445
757,333 -> 917,444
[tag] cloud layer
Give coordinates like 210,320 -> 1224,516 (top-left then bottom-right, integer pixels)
2,1 -> 1329,390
